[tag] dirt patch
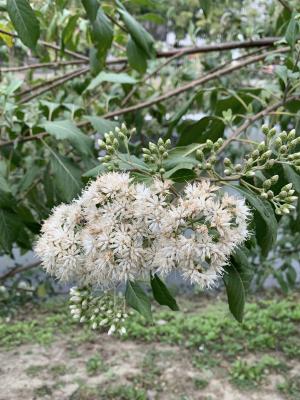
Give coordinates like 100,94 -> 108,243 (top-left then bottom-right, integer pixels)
0,334 -> 289,400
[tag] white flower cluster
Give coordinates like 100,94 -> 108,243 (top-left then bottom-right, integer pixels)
35,172 -> 250,288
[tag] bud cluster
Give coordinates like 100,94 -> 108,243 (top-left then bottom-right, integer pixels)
261,182 -> 298,215
97,123 -> 136,170
142,138 -> 171,174
69,287 -> 128,336
194,138 -> 224,172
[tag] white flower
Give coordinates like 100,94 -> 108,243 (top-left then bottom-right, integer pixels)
35,173 -> 250,290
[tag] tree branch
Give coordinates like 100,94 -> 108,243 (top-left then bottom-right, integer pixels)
0,60 -> 86,73
0,47 -> 289,148
18,67 -> 90,104
0,261 -> 41,282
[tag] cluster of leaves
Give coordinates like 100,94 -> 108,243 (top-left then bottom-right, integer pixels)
0,0 -> 300,324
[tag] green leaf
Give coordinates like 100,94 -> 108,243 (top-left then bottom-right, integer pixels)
82,0 -> 98,22
125,280 -> 152,321
92,8 -> 113,55
231,248 -> 253,292
116,153 -> 150,172
234,186 -> 277,257
7,0 -> 40,49
177,116 -> 225,146
150,274 -> 179,311
223,262 -> 246,323
285,13 -> 299,48
0,209 -> 22,253
62,14 -> 79,49
127,38 -> 148,74
118,5 -> 155,58
86,71 -> 137,91
82,164 -> 105,179
84,116 -> 118,135
50,152 -> 82,202
283,164 -> 300,193
44,120 -> 93,155
0,175 -> 15,208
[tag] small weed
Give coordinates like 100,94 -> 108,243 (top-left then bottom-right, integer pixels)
33,385 -> 52,397
25,364 -> 46,377
50,363 -> 69,378
86,354 -> 105,375
230,355 -> 282,388
277,375 -> 300,399
193,377 -> 209,389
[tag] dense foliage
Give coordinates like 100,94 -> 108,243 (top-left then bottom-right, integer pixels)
0,0 -> 300,326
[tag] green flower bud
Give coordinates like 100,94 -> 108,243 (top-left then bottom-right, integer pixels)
288,129 -> 296,141
245,171 -> 255,177
118,132 -> 126,140
271,175 -> 279,184
98,140 -> 106,150
143,154 -> 150,162
288,189 -> 295,195
275,208 -> 282,215
159,168 -> 165,174
274,138 -> 282,148
217,138 -> 224,145
103,155 -> 111,162
279,131 -> 287,141
282,183 -> 293,191
265,159 -> 275,168
258,141 -> 266,152
163,152 -> 169,159
279,145 -> 288,154
268,127 -> 276,138
252,149 -> 260,159
262,125 -> 269,135
261,192 -> 268,199
290,137 -> 300,147
234,164 -> 242,172
107,165 -> 114,171
267,190 -> 274,199
286,196 -> 298,203
224,169 -> 231,176
210,155 -> 217,163
263,179 -> 272,189
261,150 -> 272,160
224,158 -> 232,167
106,145 -> 115,154
205,162 -> 212,170
165,139 -> 172,148
196,149 -> 204,160
205,139 -> 214,149
158,138 -> 164,146
280,190 -> 288,198
159,145 -> 165,154
142,147 -> 151,155
113,138 -> 119,148
149,142 -> 157,152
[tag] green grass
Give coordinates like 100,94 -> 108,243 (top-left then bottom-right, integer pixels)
85,354 -> 106,375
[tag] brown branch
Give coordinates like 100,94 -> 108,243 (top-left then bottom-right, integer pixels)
0,28 -> 88,61
277,0 -> 293,12
0,261 -> 41,282
106,37 -> 282,65
0,60 -> 86,73
19,67 -> 90,104
217,94 -> 300,154
0,47 -> 289,148
18,67 -> 87,97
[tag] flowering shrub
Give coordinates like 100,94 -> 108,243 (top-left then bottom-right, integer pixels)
35,124 -> 299,334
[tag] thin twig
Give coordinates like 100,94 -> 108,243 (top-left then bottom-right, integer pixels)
1,60 -> 86,73
217,94 -> 300,154
19,67 -> 90,104
18,67 -> 86,97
